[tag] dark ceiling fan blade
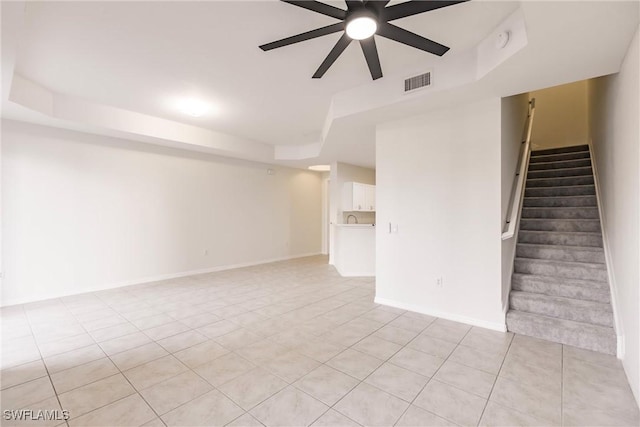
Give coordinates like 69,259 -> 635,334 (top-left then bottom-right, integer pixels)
313,33 -> 352,78
364,0 -> 390,13
359,37 -> 383,80
260,22 -> 345,51
382,0 -> 469,21
345,0 -> 364,11
377,22 -> 449,56
282,0 -> 347,20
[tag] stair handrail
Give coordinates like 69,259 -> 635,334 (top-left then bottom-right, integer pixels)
502,98 -> 536,240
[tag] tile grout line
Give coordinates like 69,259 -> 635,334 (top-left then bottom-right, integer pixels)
474,331 -> 516,426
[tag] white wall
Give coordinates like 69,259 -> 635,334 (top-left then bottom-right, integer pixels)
1,120 -> 323,306
501,93 -> 531,310
587,27 -> 640,406
375,98 -> 505,330
530,80 -> 589,149
328,162 -> 375,264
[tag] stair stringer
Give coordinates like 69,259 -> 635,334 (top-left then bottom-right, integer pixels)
588,142 -> 624,359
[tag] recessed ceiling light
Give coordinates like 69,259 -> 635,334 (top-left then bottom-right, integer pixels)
178,98 -> 210,117
346,13 -> 377,40
308,165 -> 331,172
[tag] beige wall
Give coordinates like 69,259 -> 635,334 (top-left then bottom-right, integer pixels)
530,80 -> 589,149
587,26 -> 640,406
2,119 -> 323,306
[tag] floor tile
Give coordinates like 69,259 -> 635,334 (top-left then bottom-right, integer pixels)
58,374 -> 135,418
294,365 -> 359,406
89,322 -> 139,342
479,401 -> 555,427
68,393 -> 156,426
110,342 -> 169,371
139,370 -> 213,415
0,360 -> 48,390
351,335 -> 402,360
0,376 -> 55,410
295,338 -> 345,363
157,330 -> 208,353
143,321 -> 191,341
218,368 -> 288,410
37,333 -> 95,358
123,355 -> 188,390
421,321 -> 471,344
395,405 -> 457,427
162,389 -> 244,427
414,379 -> 486,426
227,413 -> 265,427
460,327 -> 513,355
50,357 -> 119,393
194,352 -> 255,386
263,351 -> 320,383
434,360 -> 496,398
215,328 -> 263,350
44,344 -> 107,375
326,349 -> 383,380
373,325 -> 419,346
490,375 -> 561,424
235,339 -> 289,365
334,382 -> 408,426
448,345 -> 505,375
365,362 -> 429,402
174,340 -> 229,368
99,332 -> 152,356
250,387 -> 328,427
310,409 -> 359,427
197,320 -> 241,339
407,334 -> 458,359
389,347 -> 444,377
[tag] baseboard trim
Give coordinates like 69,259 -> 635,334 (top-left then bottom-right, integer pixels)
1,252 -> 323,307
374,296 -> 507,332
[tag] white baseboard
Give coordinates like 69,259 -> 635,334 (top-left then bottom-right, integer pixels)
374,296 -> 507,332
1,252 -> 322,307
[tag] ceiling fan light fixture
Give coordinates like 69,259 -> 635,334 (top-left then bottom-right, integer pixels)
346,14 -> 377,40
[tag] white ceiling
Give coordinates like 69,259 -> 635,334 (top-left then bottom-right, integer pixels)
2,1 -> 639,169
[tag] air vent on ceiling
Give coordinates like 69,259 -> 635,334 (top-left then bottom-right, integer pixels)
404,71 -> 432,92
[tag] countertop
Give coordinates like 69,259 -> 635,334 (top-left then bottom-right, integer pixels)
333,223 -> 375,228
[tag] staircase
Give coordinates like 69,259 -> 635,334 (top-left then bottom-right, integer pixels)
506,144 -> 617,355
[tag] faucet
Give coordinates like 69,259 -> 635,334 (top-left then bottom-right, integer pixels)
346,214 -> 358,224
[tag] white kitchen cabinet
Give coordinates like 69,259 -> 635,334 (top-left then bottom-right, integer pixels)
343,182 -> 376,212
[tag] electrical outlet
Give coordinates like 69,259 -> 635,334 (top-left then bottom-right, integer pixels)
204,249 -> 209,256
436,277 -> 444,287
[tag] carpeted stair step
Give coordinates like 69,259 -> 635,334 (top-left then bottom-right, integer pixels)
506,310 -> 616,354
518,230 -> 602,248
529,150 -> 591,163
528,159 -> 591,171
516,243 -> 605,263
510,291 -> 613,327
525,185 -> 595,197
514,257 -> 607,281
518,230 -> 603,247
519,218 -> 601,232
523,195 -> 596,208
531,145 -> 589,156
511,273 -> 610,303
521,207 -> 599,219
527,166 -> 592,179
526,175 -> 595,188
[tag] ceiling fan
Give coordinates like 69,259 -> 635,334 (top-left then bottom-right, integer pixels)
259,0 -> 469,80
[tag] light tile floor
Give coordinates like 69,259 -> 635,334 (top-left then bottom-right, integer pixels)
1,256 -> 638,426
